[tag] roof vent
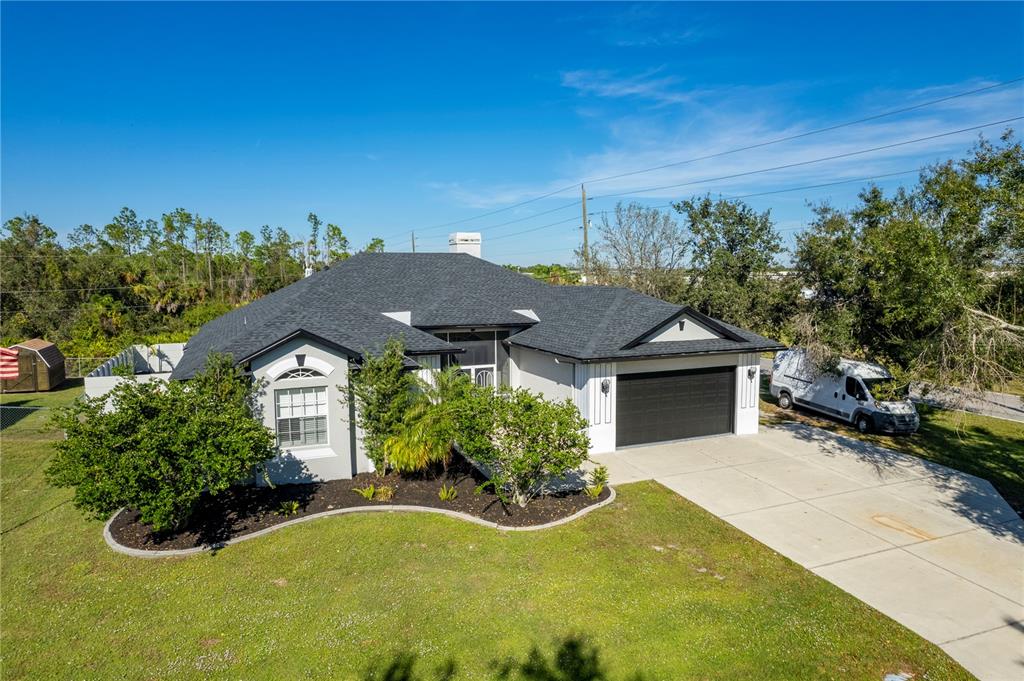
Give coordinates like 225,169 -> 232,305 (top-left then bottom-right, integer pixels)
449,232 -> 481,258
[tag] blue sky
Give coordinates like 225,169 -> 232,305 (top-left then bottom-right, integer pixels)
2,2 -> 1023,265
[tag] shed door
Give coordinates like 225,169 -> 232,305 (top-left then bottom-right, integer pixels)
616,366 -> 735,447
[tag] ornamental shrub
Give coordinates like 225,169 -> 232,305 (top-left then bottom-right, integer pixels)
457,386 -> 590,507
45,353 -> 276,532
348,338 -> 417,472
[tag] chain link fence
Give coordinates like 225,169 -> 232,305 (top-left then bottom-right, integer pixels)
64,357 -> 111,379
0,404 -> 48,430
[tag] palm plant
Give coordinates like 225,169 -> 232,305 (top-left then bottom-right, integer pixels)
382,366 -> 472,474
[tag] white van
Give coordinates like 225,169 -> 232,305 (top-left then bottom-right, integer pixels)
770,349 -> 919,434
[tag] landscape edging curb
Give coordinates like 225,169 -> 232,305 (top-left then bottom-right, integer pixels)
102,485 -> 617,558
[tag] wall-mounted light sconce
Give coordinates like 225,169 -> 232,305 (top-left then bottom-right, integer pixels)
747,367 -> 757,380
600,378 -> 611,394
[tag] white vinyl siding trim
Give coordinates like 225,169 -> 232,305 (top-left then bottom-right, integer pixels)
275,386 -> 328,447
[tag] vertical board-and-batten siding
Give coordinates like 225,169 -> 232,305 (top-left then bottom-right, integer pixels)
734,352 -> 760,434
737,352 -> 759,409
575,362 -> 615,454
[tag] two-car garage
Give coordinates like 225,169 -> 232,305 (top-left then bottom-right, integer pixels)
615,365 -> 737,447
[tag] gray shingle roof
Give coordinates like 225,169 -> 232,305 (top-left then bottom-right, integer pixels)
172,252 -> 783,378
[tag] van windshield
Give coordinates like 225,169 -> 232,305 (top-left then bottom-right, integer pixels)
862,378 -> 909,400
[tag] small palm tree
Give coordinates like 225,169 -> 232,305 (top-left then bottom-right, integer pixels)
383,366 -> 472,474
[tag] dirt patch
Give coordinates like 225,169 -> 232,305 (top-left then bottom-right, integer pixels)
108,456 -> 609,551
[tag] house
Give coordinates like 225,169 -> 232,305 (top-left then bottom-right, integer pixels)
153,241 -> 783,484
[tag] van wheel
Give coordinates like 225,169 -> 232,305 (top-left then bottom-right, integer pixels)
778,392 -> 792,409
855,414 -> 871,434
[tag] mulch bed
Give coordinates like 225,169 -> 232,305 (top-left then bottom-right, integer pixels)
108,455 -> 610,551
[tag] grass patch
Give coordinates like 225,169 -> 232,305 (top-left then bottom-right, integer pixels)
1,384 -> 971,680
760,378 -> 1024,515
997,378 -> 1024,398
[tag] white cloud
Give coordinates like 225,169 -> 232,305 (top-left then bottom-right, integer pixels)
438,77 -> 1022,213
560,68 -> 707,106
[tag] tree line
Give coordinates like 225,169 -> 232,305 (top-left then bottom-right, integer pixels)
2,133 -> 1021,397
585,132 -> 1023,397
0,210 -> 383,358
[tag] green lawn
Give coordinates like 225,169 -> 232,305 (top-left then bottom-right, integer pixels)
997,378 -> 1024,398
760,379 -> 1024,515
1,384 -> 971,680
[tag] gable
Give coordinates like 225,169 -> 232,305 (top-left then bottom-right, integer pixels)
639,314 -> 724,343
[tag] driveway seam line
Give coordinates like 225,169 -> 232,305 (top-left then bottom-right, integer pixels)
938,618 -> 1024,645
802,485 -> 1024,605
895,541 -> 1024,606
807,544 -> 902,570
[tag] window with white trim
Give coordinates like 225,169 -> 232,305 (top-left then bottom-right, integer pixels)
277,367 -> 325,379
274,386 -> 328,447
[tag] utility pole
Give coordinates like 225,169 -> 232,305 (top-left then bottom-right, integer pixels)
411,231 -> 416,253
581,184 -> 589,281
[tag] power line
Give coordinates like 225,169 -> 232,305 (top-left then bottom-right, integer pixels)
3,272 -> 299,292
383,77 -> 1022,239
1,303 -> 159,314
475,165 -> 925,256
487,215 -> 583,242
581,77 -> 1023,186
398,115 -> 1019,247
410,197 -> 582,240
379,182 -> 579,241
590,116 -> 1022,200
422,116 -> 1011,247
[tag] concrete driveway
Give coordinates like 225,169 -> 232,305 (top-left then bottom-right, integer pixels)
592,423 -> 1024,681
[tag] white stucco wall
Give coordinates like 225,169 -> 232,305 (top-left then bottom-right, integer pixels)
510,346 -> 575,401
250,337 -> 369,484
83,372 -> 171,400
83,343 -> 185,401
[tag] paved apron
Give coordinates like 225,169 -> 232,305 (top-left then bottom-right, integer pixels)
591,422 -> 1024,681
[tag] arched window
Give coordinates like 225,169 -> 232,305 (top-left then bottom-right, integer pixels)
276,367 -> 325,380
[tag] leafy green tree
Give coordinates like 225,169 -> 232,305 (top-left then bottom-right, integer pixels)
363,237 -> 386,253
103,207 -> 145,257
326,223 -> 351,262
675,196 -> 795,335
457,386 -> 590,507
0,215 -> 73,343
794,132 -> 1024,395
347,338 -> 417,472
46,354 -> 276,531
505,263 -> 581,285
2,206 -> 315,355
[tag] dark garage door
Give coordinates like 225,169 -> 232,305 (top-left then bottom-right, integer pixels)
616,366 -> 735,447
